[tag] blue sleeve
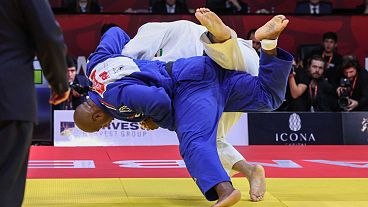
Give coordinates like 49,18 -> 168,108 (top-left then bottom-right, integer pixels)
258,48 -> 293,108
95,27 -> 131,56
121,85 -> 175,130
87,27 -> 131,74
225,48 -> 293,112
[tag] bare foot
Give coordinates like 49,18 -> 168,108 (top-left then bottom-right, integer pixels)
248,165 -> 266,202
195,8 -> 231,43
255,15 -> 289,41
212,189 -> 241,207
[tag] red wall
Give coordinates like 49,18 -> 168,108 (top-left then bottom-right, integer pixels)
56,14 -> 368,65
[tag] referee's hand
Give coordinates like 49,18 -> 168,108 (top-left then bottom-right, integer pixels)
140,118 -> 159,130
49,88 -> 70,105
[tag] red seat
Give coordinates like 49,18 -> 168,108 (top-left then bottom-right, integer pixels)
49,0 -> 62,8
186,0 -> 206,10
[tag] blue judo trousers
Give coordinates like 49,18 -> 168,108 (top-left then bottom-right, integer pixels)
87,27 -> 293,200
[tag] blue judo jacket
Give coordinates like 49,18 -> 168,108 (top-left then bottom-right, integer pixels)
86,27 -> 293,132
87,27 -> 175,130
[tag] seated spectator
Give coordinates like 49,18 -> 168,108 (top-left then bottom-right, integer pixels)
63,0 -> 101,13
295,0 -> 332,14
286,55 -> 338,111
246,28 -> 260,55
151,0 -> 189,14
356,0 -> 368,14
53,56 -> 89,110
306,32 -> 342,86
206,0 -> 248,14
336,56 -> 368,111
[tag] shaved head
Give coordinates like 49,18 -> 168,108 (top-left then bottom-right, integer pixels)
74,99 -> 113,132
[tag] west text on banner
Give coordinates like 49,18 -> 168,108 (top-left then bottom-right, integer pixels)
53,111 -> 249,146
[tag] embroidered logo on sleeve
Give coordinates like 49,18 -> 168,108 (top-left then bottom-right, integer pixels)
89,57 -> 141,97
90,70 -> 106,97
119,105 -> 133,113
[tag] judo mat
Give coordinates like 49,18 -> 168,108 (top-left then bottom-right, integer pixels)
23,146 -> 368,207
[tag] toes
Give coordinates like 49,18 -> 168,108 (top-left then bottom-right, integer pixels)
250,194 -> 264,202
250,195 -> 258,202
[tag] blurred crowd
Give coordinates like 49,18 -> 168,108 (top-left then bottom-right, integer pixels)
51,0 -> 368,15
277,31 -> 368,112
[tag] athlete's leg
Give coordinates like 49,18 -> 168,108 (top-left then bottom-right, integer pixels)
195,8 -> 231,43
173,58 -> 240,206
217,112 -> 266,201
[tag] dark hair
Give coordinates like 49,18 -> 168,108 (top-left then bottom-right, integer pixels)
66,56 -> 76,68
307,55 -> 325,69
246,28 -> 257,40
341,55 -> 360,71
101,23 -> 119,36
322,32 -> 338,42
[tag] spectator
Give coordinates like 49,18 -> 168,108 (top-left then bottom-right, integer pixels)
246,28 -> 261,55
206,0 -> 248,14
53,56 -> 89,110
287,55 -> 338,111
306,32 -> 342,86
0,0 -> 69,206
63,0 -> 101,13
356,0 -> 368,14
151,0 -> 189,14
336,55 -> 368,111
295,0 -> 332,14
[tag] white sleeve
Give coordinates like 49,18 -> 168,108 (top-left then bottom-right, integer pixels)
216,112 -> 245,176
122,20 -> 206,62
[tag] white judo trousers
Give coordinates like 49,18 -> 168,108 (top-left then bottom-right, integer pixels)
122,20 -> 260,176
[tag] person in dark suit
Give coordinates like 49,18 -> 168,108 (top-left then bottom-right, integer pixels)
206,0 -> 248,14
356,0 -> 368,14
151,0 -> 189,14
295,0 -> 332,14
0,0 -> 70,206
63,0 -> 101,13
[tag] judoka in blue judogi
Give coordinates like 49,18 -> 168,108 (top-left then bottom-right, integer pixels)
74,20 -> 292,205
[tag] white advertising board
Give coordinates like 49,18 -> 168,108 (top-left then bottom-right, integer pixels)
54,110 -> 248,146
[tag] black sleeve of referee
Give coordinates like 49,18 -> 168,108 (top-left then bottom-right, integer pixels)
20,0 -> 69,95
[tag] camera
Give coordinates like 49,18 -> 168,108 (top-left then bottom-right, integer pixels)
70,83 -> 90,96
338,78 -> 351,109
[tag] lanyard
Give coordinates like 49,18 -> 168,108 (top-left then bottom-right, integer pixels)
322,52 -> 333,68
309,81 -> 318,102
349,76 -> 358,97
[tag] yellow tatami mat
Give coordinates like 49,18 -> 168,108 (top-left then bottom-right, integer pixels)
23,178 -> 368,207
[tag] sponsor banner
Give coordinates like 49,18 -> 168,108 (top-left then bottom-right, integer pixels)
54,111 -> 248,146
248,112 -> 343,145
342,112 -> 368,144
